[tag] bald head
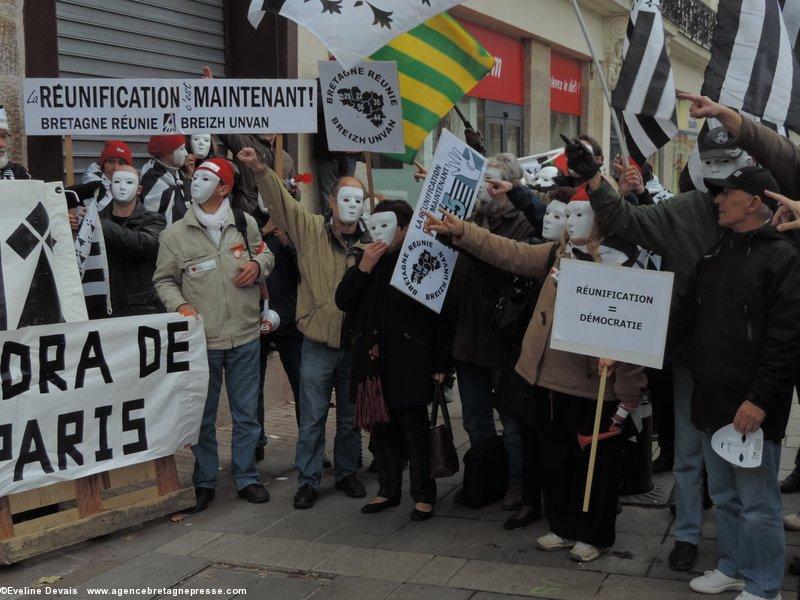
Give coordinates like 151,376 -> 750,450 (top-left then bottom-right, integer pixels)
336,176 -> 365,194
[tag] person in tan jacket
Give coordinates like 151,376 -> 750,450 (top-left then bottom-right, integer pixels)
237,147 -> 370,510
154,158 -> 274,512
424,184 -> 646,563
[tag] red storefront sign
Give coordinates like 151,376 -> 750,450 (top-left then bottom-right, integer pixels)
458,19 -> 524,106
550,53 -> 583,116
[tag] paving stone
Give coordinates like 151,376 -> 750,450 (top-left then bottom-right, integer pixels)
80,553 -> 209,591
158,565 -> 261,599
62,520 -> 190,563
407,556 -> 468,586
614,505 -> 674,536
157,530 -> 223,556
245,572 -> 327,599
387,582 -> 473,600
0,551 -> 89,589
469,594 -> 531,600
314,545 -> 433,582
595,574 -> 711,599
260,495 -> 361,541
308,575 -> 401,600
191,533 -> 338,571
447,559 -> 606,598
316,508 -> 413,548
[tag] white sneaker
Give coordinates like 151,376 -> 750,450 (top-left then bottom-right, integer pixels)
690,570 -> 745,594
535,532 -> 575,551
784,512 -> 800,531
569,541 -> 604,562
735,592 -> 781,600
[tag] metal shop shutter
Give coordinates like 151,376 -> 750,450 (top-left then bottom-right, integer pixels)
56,0 -> 226,178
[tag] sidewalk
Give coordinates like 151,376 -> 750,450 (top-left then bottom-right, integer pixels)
2,355 -> 800,600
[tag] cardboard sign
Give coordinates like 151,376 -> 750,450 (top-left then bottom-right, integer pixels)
0,314 -> 208,496
550,259 -> 674,368
318,61 -> 405,153
390,129 -> 485,313
23,78 -> 317,135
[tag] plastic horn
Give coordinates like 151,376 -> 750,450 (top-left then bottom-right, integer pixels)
295,172 -> 313,184
577,428 -> 622,451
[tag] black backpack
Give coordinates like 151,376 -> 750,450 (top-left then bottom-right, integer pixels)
457,435 -> 508,509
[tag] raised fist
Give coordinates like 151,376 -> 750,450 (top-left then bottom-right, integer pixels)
237,148 -> 267,174
561,133 -> 599,180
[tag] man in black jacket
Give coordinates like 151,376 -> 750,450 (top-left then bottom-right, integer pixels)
669,166 -> 800,600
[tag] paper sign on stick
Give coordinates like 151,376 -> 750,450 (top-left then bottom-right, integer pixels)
550,259 -> 674,368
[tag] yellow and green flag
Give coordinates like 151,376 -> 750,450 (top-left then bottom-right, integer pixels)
370,13 -> 495,163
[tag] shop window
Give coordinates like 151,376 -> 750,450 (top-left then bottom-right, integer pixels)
550,112 -> 580,150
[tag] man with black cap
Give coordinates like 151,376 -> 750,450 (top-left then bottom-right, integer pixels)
668,166 -> 800,600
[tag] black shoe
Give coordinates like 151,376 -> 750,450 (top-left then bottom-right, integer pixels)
652,452 -> 674,474
237,483 -> 270,503
191,487 -> 215,513
668,541 -> 698,571
789,555 -> 800,576
255,446 -> 265,463
411,507 -> 434,521
502,505 -> 541,530
335,474 -> 367,498
361,497 -> 400,514
323,458 -> 332,469
782,469 -> 800,493
293,484 -> 318,509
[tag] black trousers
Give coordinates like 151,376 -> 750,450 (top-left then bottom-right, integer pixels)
371,405 -> 437,504
520,423 -> 543,511
648,363 -> 674,456
534,387 -> 623,549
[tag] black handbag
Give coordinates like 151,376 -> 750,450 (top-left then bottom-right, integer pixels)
429,383 -> 459,478
458,435 -> 508,508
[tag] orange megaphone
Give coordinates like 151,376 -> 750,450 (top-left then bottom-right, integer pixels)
295,172 -> 312,184
577,428 -> 621,450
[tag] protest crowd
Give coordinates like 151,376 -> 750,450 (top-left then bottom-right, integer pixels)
7,1 -> 800,599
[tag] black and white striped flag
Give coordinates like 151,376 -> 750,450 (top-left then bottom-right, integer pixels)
611,0 -> 678,167
75,199 -> 111,316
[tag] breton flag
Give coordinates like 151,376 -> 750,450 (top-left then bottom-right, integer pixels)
687,0 -> 800,190
247,0 -> 465,69
372,13 -> 494,163
75,199 -> 111,316
610,0 -> 678,167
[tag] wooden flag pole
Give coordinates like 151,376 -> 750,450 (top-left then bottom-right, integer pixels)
365,152 -> 376,212
582,364 -> 608,513
275,134 -> 284,180
569,0 -> 630,166
64,135 -> 75,186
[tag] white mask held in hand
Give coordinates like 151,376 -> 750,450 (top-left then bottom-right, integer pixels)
172,145 -> 188,168
191,169 -> 220,205
477,166 -> 504,205
565,187 -> 595,243
336,186 -> 365,224
368,211 -> 398,246
110,171 -> 139,204
190,134 -> 212,159
542,199 -> 567,241
711,424 -> 763,468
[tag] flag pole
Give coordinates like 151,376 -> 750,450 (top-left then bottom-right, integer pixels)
64,135 -> 75,186
582,364 -> 608,512
569,0 -> 630,166
365,152 -> 376,212
275,134 -> 284,180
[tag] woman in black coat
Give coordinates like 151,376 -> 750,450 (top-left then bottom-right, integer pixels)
336,200 -> 454,521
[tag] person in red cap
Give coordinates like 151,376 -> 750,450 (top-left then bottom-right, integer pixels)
79,140 -> 132,208
140,134 -> 195,226
154,155 -> 274,512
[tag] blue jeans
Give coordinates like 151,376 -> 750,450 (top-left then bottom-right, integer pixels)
673,365 -> 705,544
192,339 -> 261,491
701,432 -> 784,598
455,362 -> 523,484
295,338 -> 361,489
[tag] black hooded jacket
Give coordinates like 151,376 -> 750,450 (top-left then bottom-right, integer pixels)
669,223 -> 800,442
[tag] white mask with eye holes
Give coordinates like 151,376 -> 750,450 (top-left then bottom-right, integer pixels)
368,211 -> 397,246
336,186 -> 365,224
701,153 -> 751,180
565,200 -> 595,243
172,145 -> 188,168
190,134 -> 212,159
191,169 -> 220,205
711,424 -> 763,468
477,166 -> 504,205
110,171 -> 140,204
542,199 -> 567,241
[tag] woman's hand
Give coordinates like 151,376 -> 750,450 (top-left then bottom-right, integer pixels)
422,208 -> 465,238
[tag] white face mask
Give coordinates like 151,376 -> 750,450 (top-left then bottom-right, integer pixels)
191,169 -> 220,205
701,154 -> 750,179
190,135 -> 211,159
534,166 -> 559,191
336,186 -> 365,224
110,171 -> 140,204
368,211 -> 398,246
542,200 -> 567,241
477,166 -> 504,204
565,200 -> 595,242
172,145 -> 188,168
711,424 -> 763,468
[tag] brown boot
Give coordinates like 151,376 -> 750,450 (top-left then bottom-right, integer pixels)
502,483 -> 523,511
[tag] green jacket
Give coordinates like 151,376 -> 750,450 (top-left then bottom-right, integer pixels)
153,205 -> 274,350
255,167 -> 368,349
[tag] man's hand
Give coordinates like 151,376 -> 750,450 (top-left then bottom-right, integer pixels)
678,92 -> 743,137
486,178 -> 513,198
359,241 -> 387,273
765,190 -> 800,231
733,400 -> 766,434
432,373 -> 447,384
177,304 -> 200,318
233,261 -> 260,287
413,160 -> 428,182
237,148 -> 267,174
68,206 -> 85,233
464,127 -> 486,154
561,133 -> 599,180
598,358 -> 617,377
618,165 -> 645,196
183,153 -> 196,178
422,208 -> 465,238
201,65 -> 213,79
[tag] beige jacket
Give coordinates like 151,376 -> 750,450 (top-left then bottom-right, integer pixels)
153,205 -> 274,350
456,222 -> 646,404
254,167 -> 368,349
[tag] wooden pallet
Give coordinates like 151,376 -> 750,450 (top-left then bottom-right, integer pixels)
0,456 -> 194,564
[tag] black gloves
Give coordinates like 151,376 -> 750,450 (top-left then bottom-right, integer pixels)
465,128 -> 487,155
561,134 -> 600,180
